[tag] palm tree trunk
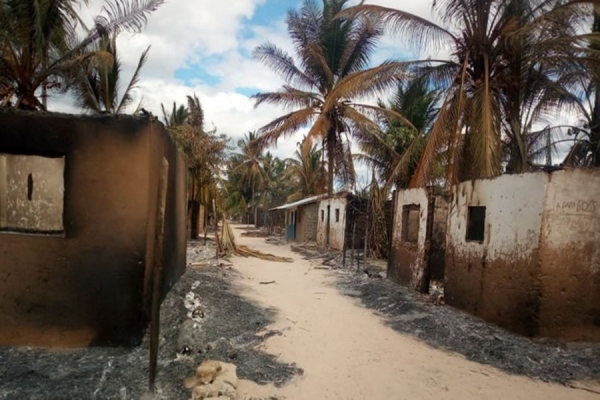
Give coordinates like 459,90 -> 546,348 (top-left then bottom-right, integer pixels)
327,131 -> 335,197
326,129 -> 336,249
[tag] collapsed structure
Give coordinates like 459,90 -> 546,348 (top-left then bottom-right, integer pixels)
389,169 -> 600,341
0,110 -> 187,347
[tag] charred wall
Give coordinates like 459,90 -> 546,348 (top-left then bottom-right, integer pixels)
538,169 -> 600,341
0,110 -> 186,348
388,188 -> 429,289
445,173 -> 546,336
429,196 -> 449,281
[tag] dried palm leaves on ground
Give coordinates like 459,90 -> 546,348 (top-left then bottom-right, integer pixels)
220,220 -> 293,263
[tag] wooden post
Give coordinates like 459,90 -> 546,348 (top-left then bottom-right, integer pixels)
363,199 -> 370,271
342,229 -> 347,267
149,158 -> 169,392
351,222 -> 356,269
213,199 -> 220,262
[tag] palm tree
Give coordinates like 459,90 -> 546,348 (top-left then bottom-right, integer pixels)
253,0 -> 410,197
0,0 -> 162,110
561,7 -> 600,167
233,131 -> 269,226
357,77 -> 439,192
73,32 -> 150,114
168,95 -> 229,238
284,137 -> 327,202
161,102 -> 189,128
343,1 -> 595,188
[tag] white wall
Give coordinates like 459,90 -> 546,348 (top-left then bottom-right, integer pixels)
447,172 -> 546,262
538,168 -> 600,339
317,197 -> 347,250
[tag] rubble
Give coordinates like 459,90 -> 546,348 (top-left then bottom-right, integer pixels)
185,360 -> 238,400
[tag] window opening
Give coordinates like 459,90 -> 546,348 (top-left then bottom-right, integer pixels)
466,206 -> 486,242
0,154 -> 65,234
401,204 -> 420,244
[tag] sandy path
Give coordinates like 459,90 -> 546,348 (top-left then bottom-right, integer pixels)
229,230 -> 597,400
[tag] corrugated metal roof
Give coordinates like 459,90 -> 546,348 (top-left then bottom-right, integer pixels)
270,194 -> 325,211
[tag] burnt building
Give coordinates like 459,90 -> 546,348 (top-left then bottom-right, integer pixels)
0,110 -> 187,347
389,169 -> 600,341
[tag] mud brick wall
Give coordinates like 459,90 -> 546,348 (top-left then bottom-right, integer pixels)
387,188 -> 429,289
537,169 -> 600,341
297,203 -> 318,242
445,173 -> 546,336
0,110 -> 186,347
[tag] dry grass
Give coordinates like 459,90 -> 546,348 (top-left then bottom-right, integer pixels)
221,220 -> 293,263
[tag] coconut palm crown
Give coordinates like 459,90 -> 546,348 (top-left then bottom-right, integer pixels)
253,0 -> 412,197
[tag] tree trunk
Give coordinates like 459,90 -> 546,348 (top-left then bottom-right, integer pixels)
189,200 -> 200,239
327,130 -> 335,197
251,186 -> 256,227
326,130 -> 335,249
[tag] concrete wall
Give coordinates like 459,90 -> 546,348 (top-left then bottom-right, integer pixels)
538,169 -> 600,341
388,188 -> 429,288
0,110 -> 186,348
445,173 -> 547,336
317,197 -> 347,250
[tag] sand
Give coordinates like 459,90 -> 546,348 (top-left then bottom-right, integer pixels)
228,230 -> 599,400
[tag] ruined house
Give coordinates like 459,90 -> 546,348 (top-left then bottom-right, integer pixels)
271,195 -> 324,242
387,188 -> 448,292
0,110 -> 187,347
316,193 -> 368,251
389,169 -> 600,341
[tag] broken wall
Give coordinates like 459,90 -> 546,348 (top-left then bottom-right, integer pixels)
445,173 -> 547,336
317,197 -> 347,250
0,110 -> 186,348
387,188 -> 429,288
538,169 -> 600,341
429,196 -> 449,281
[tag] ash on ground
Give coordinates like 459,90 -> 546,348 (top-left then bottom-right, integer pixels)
0,241 -> 301,400
292,243 -> 600,387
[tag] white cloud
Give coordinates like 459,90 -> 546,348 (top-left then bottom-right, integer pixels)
45,0 -> 453,171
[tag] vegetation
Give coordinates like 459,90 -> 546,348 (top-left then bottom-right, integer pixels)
253,0 -> 408,197
164,95 -> 229,238
0,0 -> 162,110
73,33 -> 149,114
343,1 -> 600,188
3,0 -> 600,258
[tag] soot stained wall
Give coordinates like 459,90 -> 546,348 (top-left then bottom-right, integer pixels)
0,110 -> 186,347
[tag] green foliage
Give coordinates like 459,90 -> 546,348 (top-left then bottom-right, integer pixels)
0,0 -> 162,110
73,32 -> 149,114
345,1 -> 600,188
254,0 -> 407,196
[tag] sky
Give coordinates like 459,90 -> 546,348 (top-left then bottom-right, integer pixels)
49,0 -> 437,188
48,0 -> 577,183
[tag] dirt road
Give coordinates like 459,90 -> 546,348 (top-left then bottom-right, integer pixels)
230,230 -> 599,400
